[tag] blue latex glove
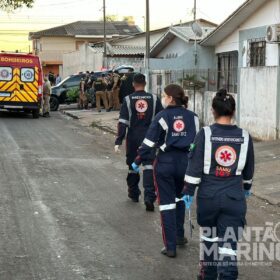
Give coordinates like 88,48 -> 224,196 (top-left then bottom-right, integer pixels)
244,190 -> 251,199
131,162 -> 140,173
182,195 -> 194,209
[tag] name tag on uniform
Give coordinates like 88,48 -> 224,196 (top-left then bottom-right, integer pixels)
211,136 -> 244,144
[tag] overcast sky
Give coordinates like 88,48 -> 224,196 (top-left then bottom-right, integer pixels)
0,0 -> 246,51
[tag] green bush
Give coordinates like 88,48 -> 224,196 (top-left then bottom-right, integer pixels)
66,87 -> 79,103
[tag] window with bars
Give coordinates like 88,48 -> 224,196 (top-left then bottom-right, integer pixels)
249,40 -> 266,67
217,51 -> 238,93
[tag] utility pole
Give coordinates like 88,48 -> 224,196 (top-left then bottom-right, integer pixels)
194,0 -> 197,66
145,0 -> 150,91
193,0 -> 197,113
103,0 -> 107,69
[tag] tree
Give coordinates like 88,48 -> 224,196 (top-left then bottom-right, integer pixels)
99,14 -> 118,22
0,0 -> 34,11
123,16 -> 135,24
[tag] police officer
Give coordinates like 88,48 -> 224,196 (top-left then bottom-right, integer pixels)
79,77 -> 88,109
106,73 -> 114,111
115,73 -> 162,211
93,74 -> 109,113
112,71 -> 121,110
132,84 -> 199,257
183,89 -> 255,279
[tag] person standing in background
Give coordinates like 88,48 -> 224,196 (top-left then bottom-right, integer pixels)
42,76 -> 51,117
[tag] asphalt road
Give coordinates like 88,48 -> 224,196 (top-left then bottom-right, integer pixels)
0,111 -> 279,280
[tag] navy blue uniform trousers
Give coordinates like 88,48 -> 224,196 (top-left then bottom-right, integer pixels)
126,130 -> 155,203
197,193 -> 246,280
154,150 -> 188,251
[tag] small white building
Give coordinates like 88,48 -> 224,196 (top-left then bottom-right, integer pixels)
200,0 -> 280,140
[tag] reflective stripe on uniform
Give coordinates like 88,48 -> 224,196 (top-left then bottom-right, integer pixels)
119,118 -> 129,125
219,247 -> 237,256
159,203 -> 176,211
185,175 -> 201,185
152,94 -> 157,120
125,96 -> 132,127
160,143 -> 167,152
243,179 -> 253,184
236,129 -> 249,175
203,126 -> 212,174
194,115 -> 200,133
159,117 -> 168,131
143,165 -> 153,170
128,170 -> 138,174
201,235 -> 219,242
159,117 -> 168,152
175,198 -> 183,203
143,138 -> 155,147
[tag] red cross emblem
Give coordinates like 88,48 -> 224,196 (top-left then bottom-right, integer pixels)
215,146 -> 236,167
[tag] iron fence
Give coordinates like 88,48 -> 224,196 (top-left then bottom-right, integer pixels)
149,68 -> 238,97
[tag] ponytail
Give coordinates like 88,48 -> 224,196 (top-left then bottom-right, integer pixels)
164,84 -> 188,108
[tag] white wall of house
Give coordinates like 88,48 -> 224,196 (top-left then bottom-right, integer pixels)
242,0 -> 280,29
240,67 -> 278,140
156,37 -> 189,58
215,32 -> 239,54
40,37 -> 75,52
63,44 -> 103,77
215,0 -> 280,55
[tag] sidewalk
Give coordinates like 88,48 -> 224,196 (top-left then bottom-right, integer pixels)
60,106 -> 280,206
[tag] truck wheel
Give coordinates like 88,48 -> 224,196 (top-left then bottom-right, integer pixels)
32,109 -> 39,119
50,96 -> 59,111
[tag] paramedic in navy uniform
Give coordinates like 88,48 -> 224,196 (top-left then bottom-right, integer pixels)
132,84 -> 199,257
115,73 -> 162,211
183,89 -> 255,280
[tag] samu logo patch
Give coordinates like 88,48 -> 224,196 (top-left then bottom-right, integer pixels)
135,99 -> 148,113
215,145 -> 237,167
173,120 -> 185,132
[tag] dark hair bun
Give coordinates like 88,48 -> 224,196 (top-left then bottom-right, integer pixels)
216,88 -> 228,98
212,88 -> 236,117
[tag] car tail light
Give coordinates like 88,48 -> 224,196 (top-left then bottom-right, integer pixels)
38,85 -> 42,97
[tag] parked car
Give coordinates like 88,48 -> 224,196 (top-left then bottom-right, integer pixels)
50,74 -> 84,111
50,67 -> 132,111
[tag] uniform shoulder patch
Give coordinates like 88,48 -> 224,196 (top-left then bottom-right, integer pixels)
189,143 -> 196,152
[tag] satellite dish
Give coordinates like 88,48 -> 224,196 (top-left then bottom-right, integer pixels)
191,22 -> 203,37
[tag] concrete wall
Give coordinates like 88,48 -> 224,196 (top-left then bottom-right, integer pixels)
240,67 -> 278,140
62,44 -> 103,77
107,57 -> 144,71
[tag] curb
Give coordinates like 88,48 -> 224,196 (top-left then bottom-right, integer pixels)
61,110 -> 80,120
61,110 -> 117,135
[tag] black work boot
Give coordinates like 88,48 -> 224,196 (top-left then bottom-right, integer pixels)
145,201 -> 154,212
161,247 -> 176,258
176,236 -> 188,246
128,194 -> 139,203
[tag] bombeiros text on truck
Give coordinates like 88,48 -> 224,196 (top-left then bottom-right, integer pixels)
0,52 -> 43,118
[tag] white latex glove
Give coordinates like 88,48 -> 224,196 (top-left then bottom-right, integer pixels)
114,145 -> 121,153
